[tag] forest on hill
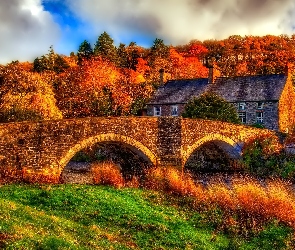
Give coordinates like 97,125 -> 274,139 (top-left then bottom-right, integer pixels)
1,32 -> 295,122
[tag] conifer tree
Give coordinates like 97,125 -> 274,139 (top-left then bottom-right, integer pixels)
94,32 -> 118,64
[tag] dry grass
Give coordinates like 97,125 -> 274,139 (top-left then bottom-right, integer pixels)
144,167 -> 295,230
22,167 -> 60,184
90,161 -> 124,188
3,162 -> 295,232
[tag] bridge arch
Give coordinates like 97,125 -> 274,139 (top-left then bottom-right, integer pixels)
58,133 -> 158,171
182,133 -> 243,167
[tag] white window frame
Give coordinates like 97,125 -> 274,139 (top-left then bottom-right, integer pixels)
171,105 -> 178,116
257,102 -> 264,110
238,102 -> 246,110
256,112 -> 264,123
238,112 -> 246,124
153,106 -> 161,116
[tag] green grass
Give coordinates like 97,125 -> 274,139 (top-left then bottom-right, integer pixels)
0,184 -> 293,249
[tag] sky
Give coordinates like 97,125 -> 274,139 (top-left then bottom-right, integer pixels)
1,0 -> 295,64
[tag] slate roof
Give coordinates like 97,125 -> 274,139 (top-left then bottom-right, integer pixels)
148,74 -> 287,105
148,78 -> 208,104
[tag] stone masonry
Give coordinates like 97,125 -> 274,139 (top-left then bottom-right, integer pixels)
0,117 -> 278,181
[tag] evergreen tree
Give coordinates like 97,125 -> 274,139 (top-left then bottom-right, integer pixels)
149,38 -> 169,66
117,43 -> 128,68
126,42 -> 140,71
94,31 -> 118,63
33,46 -> 69,73
77,40 -> 93,63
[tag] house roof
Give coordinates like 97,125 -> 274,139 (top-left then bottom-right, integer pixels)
148,74 -> 287,105
148,78 -> 208,104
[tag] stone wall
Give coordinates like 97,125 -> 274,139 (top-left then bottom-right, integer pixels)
0,117 -> 278,182
148,101 -> 280,130
147,104 -> 186,117
232,101 -> 279,130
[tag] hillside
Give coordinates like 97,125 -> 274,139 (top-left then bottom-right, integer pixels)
0,184 -> 293,249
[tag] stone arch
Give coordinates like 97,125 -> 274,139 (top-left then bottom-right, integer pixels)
58,133 -> 158,172
182,133 -> 242,167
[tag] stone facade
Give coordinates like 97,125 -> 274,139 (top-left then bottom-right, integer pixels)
232,101 -> 279,130
0,117 -> 277,182
147,67 -> 295,132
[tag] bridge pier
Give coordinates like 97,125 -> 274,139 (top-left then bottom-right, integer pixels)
157,117 -> 183,169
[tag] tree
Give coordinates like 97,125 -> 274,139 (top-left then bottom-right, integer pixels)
149,38 -> 169,66
125,42 -> 140,71
182,92 -> 240,124
77,40 -> 93,63
33,46 -> 69,73
94,31 -> 118,63
117,43 -> 128,68
0,63 -> 63,122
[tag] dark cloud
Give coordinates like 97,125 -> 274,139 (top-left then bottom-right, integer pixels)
0,0 -> 60,64
68,0 -> 295,44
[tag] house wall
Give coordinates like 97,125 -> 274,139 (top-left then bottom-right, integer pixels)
147,104 -> 186,117
148,101 -> 279,130
233,101 -> 279,130
278,73 -> 295,132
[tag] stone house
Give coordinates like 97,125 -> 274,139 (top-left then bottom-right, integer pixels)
147,64 -> 295,132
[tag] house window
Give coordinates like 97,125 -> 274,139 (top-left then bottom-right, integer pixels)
171,105 -> 178,116
256,112 -> 264,124
238,102 -> 246,110
239,112 -> 246,124
257,102 -> 264,109
154,106 -> 161,116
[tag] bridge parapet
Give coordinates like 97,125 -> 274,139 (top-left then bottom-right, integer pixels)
0,117 -> 280,182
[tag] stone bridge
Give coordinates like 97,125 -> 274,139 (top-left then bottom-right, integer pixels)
0,117 -> 277,181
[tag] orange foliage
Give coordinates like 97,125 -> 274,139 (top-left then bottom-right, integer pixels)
22,167 -> 60,184
169,48 -> 208,79
0,63 -> 62,121
91,161 -> 124,188
144,167 -> 206,201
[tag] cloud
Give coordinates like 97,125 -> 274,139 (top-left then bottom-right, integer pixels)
0,0 -> 60,64
67,0 -> 295,45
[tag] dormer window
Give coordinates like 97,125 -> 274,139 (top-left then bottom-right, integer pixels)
238,102 -> 246,110
154,106 -> 161,116
257,102 -> 264,109
171,105 -> 178,116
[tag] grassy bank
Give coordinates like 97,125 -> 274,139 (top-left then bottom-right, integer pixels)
0,184 -> 294,249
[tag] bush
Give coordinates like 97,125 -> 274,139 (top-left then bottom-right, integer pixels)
91,161 -> 124,188
182,92 -> 240,124
241,134 -> 293,178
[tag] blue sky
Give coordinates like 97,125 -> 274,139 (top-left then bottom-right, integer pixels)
0,0 -> 295,64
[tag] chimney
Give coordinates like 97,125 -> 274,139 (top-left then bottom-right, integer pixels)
285,63 -> 294,76
208,62 -> 221,84
159,68 -> 164,85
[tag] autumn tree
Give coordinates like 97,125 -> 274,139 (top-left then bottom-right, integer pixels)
94,32 -> 118,64
182,92 -> 240,124
0,62 -> 63,122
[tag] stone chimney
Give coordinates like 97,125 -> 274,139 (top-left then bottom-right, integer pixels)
208,62 -> 221,84
159,68 -> 165,85
285,63 -> 294,76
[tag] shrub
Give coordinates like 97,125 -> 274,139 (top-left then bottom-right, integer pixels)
182,92 -> 240,124
22,168 -> 60,184
242,133 -> 286,178
144,167 -> 206,201
91,161 -> 124,188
